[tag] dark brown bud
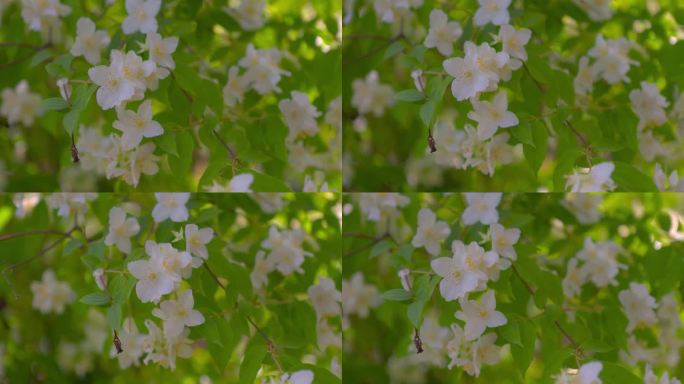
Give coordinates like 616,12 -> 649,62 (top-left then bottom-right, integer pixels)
427,130 -> 437,153
414,328 -> 423,354
113,330 -> 123,354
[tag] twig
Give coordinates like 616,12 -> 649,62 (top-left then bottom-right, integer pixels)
2,227 -> 77,298
522,62 -> 545,94
0,43 -> 51,69
511,263 -> 582,367
243,310 -> 284,373
343,34 -> 393,41
203,262 -> 225,290
212,129 -> 239,177
0,229 -> 71,242
344,233 -> 390,257
564,120 -> 593,167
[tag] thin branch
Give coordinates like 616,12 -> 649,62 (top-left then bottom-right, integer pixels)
511,263 -> 582,366
203,262 -> 225,290
343,34 -> 394,41
243,307 -> 284,373
212,129 -> 239,176
2,227 -> 77,298
344,233 -> 390,257
522,62 -> 545,94
0,43 -> 51,69
564,119 -> 593,167
0,229 -> 72,242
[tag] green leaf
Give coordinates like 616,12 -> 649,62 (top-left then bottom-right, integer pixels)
384,40 -> 405,61
395,89 -> 424,102
600,362 -> 642,384
63,238 -> 83,255
612,162 -> 658,192
249,171 -> 292,192
419,100 -> 437,127
381,288 -> 412,301
407,300 -> 425,328
158,131 -> 179,157
71,84 -> 98,110
499,320 -> 522,346
239,337 -> 267,384
63,109 -> 80,135
106,303 -> 123,330
522,120 -> 548,175
510,123 -> 535,147
370,239 -> 392,257
40,98 -> 68,112
110,275 -> 136,304
79,292 -> 111,306
511,319 -> 536,377
30,50 -> 52,68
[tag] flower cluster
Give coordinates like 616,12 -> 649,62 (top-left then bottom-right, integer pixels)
307,278 -> 343,351
251,225 -> 317,285
20,0 -> 71,41
562,236 -> 624,298
116,193 -> 210,370
30,269 -> 75,314
619,286 -> 682,370
0,81 -> 41,127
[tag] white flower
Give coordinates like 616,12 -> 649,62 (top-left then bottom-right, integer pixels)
630,81 -> 668,130
153,241 -> 192,279
204,174 -> 254,192
1,80 -> 41,126
128,257 -> 174,303
185,224 -> 214,262
20,0 -> 71,32
468,91 -> 518,140
112,49 -> 156,94
145,32 -> 178,69
462,193 -> 502,225
125,142 -> 160,187
230,0 -> 266,31
576,237 -> 622,287
455,290 -> 507,340
489,223 -> 520,260
577,361 -> 603,384
424,9 -> 462,56
261,226 -> 312,275
278,91 -> 321,142
589,35 -> 636,85
152,290 -> 205,338
324,96 -> 342,130
88,63 -> 135,110
443,56 -> 489,101
239,44 -> 289,95
562,258 -> 585,299
566,162 -> 616,192
351,71 -> 393,116
92,268 -> 107,290
122,0 -> 161,34
574,56 -> 596,95
277,370 -> 314,384
70,17 -> 110,65
250,250 -> 273,290
30,269 -> 75,314
411,208 -> 451,256
342,272 -> 381,318
474,0 -> 510,26
152,193 -> 190,222
562,194 -> 603,224
112,100 -> 163,150
654,163 -> 684,192
114,318 -> 145,368
46,193 -> 97,218
307,277 -> 342,319
431,251 -> 479,301
104,206 -> 140,254
499,25 -> 531,61
573,0 -> 613,21
222,66 -> 248,107
644,365 -> 681,384
619,282 -> 657,332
